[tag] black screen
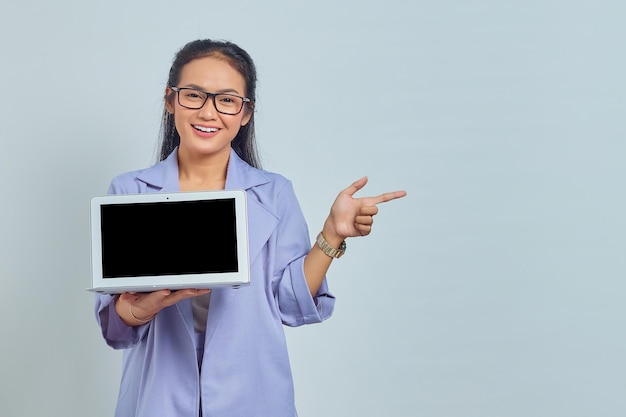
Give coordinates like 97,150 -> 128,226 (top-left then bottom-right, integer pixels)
100,198 -> 238,278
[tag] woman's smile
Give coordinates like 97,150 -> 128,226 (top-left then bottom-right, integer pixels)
192,124 -> 220,137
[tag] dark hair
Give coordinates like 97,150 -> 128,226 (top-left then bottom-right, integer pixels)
158,39 -> 261,168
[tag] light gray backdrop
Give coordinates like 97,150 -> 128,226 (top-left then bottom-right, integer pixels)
1,1 -> 624,416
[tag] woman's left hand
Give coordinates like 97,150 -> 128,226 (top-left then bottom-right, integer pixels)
323,176 -> 406,243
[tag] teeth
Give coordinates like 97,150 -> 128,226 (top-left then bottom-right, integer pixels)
194,125 -> 218,133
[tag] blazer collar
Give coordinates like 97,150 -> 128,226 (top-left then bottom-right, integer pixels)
136,147 -> 270,192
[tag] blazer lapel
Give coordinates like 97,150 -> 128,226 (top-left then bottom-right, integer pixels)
136,150 -> 181,193
225,149 -> 279,265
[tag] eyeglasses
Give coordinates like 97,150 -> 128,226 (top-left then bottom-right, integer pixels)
170,86 -> 252,115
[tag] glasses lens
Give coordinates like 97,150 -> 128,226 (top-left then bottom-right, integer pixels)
178,88 -> 207,109
215,94 -> 244,115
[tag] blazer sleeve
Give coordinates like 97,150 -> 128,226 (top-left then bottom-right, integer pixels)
93,177 -> 151,349
94,294 -> 150,349
272,180 -> 335,327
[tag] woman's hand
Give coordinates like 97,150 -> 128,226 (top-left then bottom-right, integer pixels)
323,176 -> 406,244
115,289 -> 211,326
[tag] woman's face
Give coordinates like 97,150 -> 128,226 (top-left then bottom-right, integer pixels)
166,55 -> 252,161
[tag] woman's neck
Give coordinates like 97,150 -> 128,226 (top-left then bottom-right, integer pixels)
177,147 -> 229,191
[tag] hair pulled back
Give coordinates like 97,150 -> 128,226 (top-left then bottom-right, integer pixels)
158,39 -> 261,168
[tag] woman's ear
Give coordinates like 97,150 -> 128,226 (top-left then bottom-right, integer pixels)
165,88 -> 175,114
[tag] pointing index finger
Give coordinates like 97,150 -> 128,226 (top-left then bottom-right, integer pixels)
368,190 -> 407,205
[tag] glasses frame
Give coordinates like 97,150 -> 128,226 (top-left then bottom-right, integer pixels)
170,86 -> 252,115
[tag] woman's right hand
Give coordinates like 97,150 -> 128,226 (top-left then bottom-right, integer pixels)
115,289 -> 211,326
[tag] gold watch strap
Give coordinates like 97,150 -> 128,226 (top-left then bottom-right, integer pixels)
316,232 -> 346,258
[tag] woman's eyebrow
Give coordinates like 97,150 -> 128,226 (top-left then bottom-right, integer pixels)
181,83 -> 242,95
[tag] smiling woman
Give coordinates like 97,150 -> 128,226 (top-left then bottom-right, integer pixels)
93,38 -> 406,417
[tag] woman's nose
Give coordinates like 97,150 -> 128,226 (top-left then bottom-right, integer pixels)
199,95 -> 217,118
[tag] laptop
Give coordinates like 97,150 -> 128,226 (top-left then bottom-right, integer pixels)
88,190 -> 250,294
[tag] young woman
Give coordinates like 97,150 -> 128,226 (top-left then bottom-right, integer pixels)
94,39 -> 406,417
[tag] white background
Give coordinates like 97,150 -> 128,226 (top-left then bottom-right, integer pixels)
1,1 -> 625,416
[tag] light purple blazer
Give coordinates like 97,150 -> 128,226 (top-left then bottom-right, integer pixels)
94,148 -> 335,417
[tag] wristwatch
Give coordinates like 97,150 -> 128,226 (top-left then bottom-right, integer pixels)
316,232 -> 346,258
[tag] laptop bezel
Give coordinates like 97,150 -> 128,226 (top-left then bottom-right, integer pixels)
88,190 -> 250,294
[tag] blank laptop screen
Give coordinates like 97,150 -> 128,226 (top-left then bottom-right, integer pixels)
100,198 -> 238,278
